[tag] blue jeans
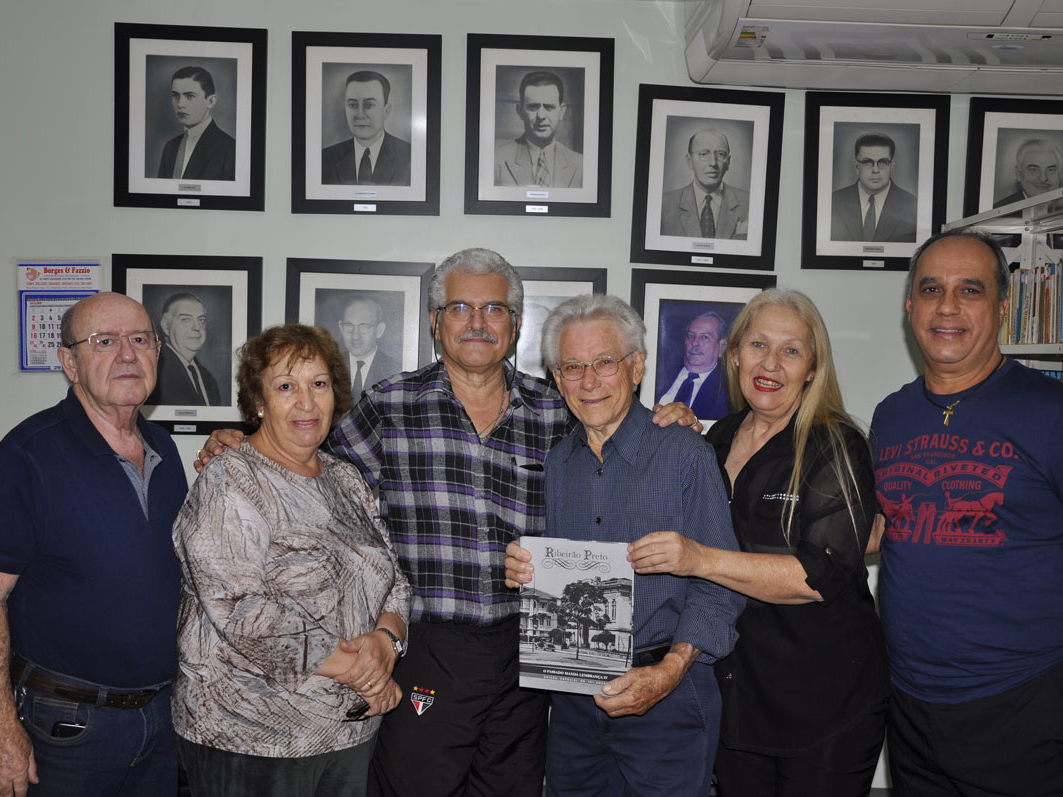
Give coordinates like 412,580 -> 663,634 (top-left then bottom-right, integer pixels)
17,671 -> 177,796
546,661 -> 721,795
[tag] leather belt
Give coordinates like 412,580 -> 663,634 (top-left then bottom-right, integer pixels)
11,659 -> 163,710
634,644 -> 671,667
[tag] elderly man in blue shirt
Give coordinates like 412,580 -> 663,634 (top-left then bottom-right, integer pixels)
507,294 -> 743,795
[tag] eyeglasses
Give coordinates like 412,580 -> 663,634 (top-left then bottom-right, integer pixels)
856,158 -> 893,169
338,321 -> 378,335
68,331 -> 159,353
691,149 -> 730,163
437,302 -> 514,322
554,351 -> 635,381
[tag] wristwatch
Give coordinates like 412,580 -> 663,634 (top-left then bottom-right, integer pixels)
376,627 -> 406,659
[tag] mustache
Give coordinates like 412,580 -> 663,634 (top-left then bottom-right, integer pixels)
456,329 -> 499,345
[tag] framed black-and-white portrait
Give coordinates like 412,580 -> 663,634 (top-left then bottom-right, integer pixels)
964,96 -> 1063,217
631,269 -> 775,426
285,259 -> 434,397
630,85 -> 784,270
292,32 -> 441,216
114,23 -> 267,211
113,254 -> 262,433
515,266 -> 607,380
465,34 -> 613,217
802,92 -> 949,271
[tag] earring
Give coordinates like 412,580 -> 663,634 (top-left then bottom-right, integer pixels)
257,409 -> 264,418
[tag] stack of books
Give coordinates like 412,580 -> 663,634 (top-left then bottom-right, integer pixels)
999,263 -> 1061,345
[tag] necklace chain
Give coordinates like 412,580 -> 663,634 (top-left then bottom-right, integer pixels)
921,355 -> 1005,426
475,383 -> 508,440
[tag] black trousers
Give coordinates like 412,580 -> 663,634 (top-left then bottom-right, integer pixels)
175,735 -> 375,797
887,665 -> 1063,797
714,699 -> 886,797
367,617 -> 548,797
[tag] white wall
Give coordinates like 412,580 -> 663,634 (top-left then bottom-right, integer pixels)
2,1 -> 995,788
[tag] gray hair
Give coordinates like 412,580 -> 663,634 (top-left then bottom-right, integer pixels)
905,229 -> 1010,302
541,294 -> 646,370
427,248 -> 524,316
1015,137 -> 1063,168
689,310 -> 727,341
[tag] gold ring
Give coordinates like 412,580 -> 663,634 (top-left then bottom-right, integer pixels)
196,449 -> 205,458
364,680 -> 373,689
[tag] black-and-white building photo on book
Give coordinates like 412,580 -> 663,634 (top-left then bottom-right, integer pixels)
518,537 -> 634,695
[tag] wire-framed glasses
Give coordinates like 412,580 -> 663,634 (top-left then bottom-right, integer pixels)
554,351 -> 635,381
436,302 -> 514,322
68,331 -> 159,353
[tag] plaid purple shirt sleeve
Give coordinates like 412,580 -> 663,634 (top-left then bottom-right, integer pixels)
328,362 -> 575,625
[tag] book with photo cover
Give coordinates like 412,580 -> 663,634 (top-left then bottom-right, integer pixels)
518,536 -> 635,695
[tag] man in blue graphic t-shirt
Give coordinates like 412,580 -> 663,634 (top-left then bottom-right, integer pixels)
872,230 -> 1063,796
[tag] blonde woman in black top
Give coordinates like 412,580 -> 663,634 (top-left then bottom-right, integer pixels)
628,288 -> 887,796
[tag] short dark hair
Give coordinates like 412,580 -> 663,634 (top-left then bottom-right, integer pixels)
346,70 -> 391,104
905,229 -> 1010,302
236,324 -> 351,428
171,66 -> 216,98
161,292 -> 204,316
518,70 -> 564,105
854,132 -> 896,160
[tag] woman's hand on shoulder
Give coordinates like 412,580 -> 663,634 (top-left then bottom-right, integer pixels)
651,403 -> 704,434
193,428 -> 246,473
627,531 -> 707,578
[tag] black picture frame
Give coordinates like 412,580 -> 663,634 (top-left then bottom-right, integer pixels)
963,96 -> 1063,218
629,84 -> 784,270
631,268 -> 775,425
802,92 -> 949,271
114,23 -> 267,212
292,32 -> 441,216
113,253 -> 262,433
285,258 -> 435,379
464,33 -> 614,218
515,266 -> 607,380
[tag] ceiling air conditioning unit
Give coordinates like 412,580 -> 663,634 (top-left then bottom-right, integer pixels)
685,0 -> 1063,94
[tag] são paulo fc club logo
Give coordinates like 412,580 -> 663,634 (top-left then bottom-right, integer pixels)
410,685 -> 435,715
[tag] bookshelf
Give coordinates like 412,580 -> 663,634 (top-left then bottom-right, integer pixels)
943,187 -> 1063,355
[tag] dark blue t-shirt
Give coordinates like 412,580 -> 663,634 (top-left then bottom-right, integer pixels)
0,389 -> 187,687
872,360 -> 1063,703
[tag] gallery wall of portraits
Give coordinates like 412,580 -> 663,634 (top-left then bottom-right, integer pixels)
4,0 -> 1059,478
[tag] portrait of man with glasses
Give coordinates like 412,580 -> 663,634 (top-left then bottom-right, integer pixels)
660,127 -> 749,241
830,131 -> 918,243
337,294 -> 402,399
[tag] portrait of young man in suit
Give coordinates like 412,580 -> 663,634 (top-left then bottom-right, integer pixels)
148,293 -> 221,406
656,311 -> 728,420
157,65 -> 236,181
660,128 -> 749,241
994,138 -> 1061,208
494,70 -> 583,189
321,70 -> 412,186
339,296 -> 401,398
830,131 -> 917,243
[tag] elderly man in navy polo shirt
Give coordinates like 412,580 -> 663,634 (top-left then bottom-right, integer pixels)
0,293 -> 187,796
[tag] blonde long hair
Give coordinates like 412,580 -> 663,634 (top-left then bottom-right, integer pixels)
725,289 -> 868,544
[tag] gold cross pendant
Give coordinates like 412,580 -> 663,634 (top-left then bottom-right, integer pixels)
942,400 -> 960,426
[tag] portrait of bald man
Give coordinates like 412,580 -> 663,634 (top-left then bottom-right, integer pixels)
994,138 -> 1062,208
660,128 -> 749,240
337,295 -> 401,398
